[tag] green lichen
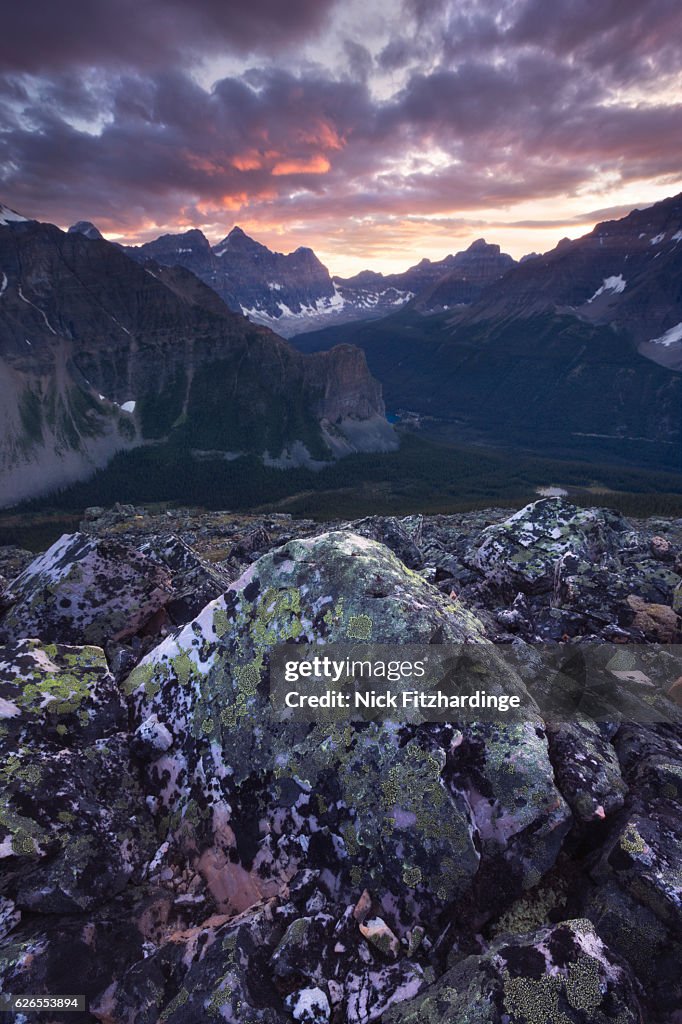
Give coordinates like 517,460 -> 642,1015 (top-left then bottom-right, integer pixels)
123,660 -> 157,696
0,792 -> 48,855
503,973 -> 570,1024
620,823 -> 647,856
159,987 -> 189,1022
402,865 -> 423,888
323,596 -> 345,628
565,955 -> 603,1013
208,979 -> 233,1016
213,606 -> 231,637
235,660 -> 260,697
346,614 -> 373,640
172,651 -> 196,689
492,878 -> 568,937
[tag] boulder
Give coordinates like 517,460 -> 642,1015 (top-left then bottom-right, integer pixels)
383,919 -> 641,1023
554,552 -> 681,639
582,880 -> 682,1017
0,532 -> 173,646
0,639 -> 156,913
137,533 -> 233,624
0,913 -> 148,1018
125,532 -> 569,923
92,900 -> 289,1024
473,499 -> 627,594
545,718 -> 627,823
0,638 -> 124,748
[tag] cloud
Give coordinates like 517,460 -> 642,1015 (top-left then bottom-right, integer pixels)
506,204 -> 653,229
0,0 -> 680,272
0,0 -> 341,72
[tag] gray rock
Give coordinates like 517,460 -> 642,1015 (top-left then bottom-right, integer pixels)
1,532 -> 173,646
545,718 -> 628,823
383,918 -> 641,1023
473,499 -> 627,594
125,531 -> 568,922
0,640 -> 156,912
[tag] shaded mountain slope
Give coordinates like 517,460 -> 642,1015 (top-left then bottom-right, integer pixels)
291,193 -> 682,473
0,215 -> 395,507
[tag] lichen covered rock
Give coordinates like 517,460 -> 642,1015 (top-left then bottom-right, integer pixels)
0,639 -> 156,912
473,499 -> 627,594
545,718 -> 628,823
125,531 -> 568,921
1,502 -> 681,1021
383,919 -> 641,1023
0,912 -> 148,1019
0,532 -> 173,645
0,638 -> 124,748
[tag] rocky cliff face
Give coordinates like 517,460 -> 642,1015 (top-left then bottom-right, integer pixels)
407,238 -> 516,312
126,225 -> 341,336
333,238 -> 516,321
0,214 -> 395,507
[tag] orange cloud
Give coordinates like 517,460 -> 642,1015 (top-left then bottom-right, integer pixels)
183,152 -> 226,175
271,154 -> 331,175
231,151 -> 263,171
297,121 -> 345,151
194,193 -> 248,214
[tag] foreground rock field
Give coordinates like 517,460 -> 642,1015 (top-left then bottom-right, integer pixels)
0,498 -> 681,1022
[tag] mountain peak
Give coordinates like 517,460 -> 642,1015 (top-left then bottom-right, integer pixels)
68,220 -> 104,241
176,228 -> 211,246
0,202 -> 29,226
214,225 -> 266,256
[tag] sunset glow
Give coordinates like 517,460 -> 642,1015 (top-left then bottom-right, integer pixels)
1,0 -> 680,276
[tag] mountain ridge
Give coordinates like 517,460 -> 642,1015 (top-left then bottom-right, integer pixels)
64,219 -> 518,336
0,212 -> 396,507
290,192 -> 682,472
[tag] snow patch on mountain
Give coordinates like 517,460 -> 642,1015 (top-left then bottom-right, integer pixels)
18,286 -> 57,334
587,275 -> 626,303
242,283 -> 347,322
0,204 -> 28,226
650,322 -> 682,347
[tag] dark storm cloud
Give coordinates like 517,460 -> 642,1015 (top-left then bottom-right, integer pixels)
399,0 -> 682,82
509,0 -> 682,76
0,0 -> 340,72
0,0 -> 680,245
343,42 -> 374,84
0,68 -> 375,226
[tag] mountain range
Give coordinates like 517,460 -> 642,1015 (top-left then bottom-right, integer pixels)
0,205 -> 395,507
2,191 -> 681,508
67,219 -> 517,337
294,192 -> 682,471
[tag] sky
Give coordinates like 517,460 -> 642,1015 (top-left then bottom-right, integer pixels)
1,0 -> 681,276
